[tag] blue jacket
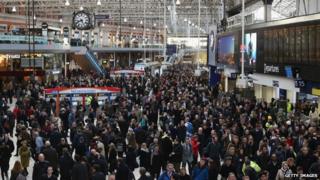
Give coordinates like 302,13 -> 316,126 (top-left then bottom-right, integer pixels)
192,167 -> 209,180
158,172 -> 171,180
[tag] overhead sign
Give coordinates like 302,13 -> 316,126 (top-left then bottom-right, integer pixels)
264,64 -> 280,73
21,57 -> 44,68
295,80 -> 305,88
272,80 -> 279,87
95,14 -> 110,20
44,87 -> 121,95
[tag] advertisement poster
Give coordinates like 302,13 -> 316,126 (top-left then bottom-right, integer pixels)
208,25 -> 217,66
244,32 -> 257,66
217,35 -> 235,65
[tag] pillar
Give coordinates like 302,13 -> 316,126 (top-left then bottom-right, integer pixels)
56,94 -> 60,117
82,95 -> 86,110
225,75 -> 228,92
263,0 -> 273,22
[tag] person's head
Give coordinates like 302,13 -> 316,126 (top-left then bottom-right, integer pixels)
61,138 -> 66,144
139,167 -> 147,176
199,158 -> 207,167
259,170 -> 269,180
271,153 -> 277,162
108,174 -> 115,180
166,163 -> 174,173
45,140 -> 51,147
47,166 -> 53,176
92,164 -> 100,173
281,161 -> 289,170
227,172 -> 237,180
225,156 -> 232,166
12,161 -> 23,172
38,153 -> 45,162
180,167 -> 187,175
301,146 -> 309,155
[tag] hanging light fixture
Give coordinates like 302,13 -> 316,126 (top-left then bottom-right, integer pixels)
97,0 -> 101,6
133,27 -> 136,30
124,18 -> 127,22
176,0 -> 181,5
33,15 -> 36,20
153,23 -> 156,27
102,23 -> 105,27
59,18 -> 63,22
65,0 -> 70,6
12,6 -> 17,12
79,6 -> 84,11
184,18 -> 187,22
140,20 -> 143,25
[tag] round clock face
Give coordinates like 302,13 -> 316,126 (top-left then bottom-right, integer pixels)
73,11 -> 91,30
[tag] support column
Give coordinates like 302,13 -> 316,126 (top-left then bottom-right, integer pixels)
64,53 -> 67,77
56,94 -> 60,117
129,52 -> 131,67
225,75 -> 228,92
263,0 -> 274,22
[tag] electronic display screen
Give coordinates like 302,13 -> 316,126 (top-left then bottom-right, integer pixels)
244,33 -> 257,66
285,66 -> 293,78
217,35 -> 235,65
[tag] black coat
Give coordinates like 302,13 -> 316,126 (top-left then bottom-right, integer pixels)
32,160 -> 50,180
170,143 -> 183,163
92,171 -> 105,180
71,162 -> 89,180
42,147 -> 58,170
160,136 -> 172,160
126,149 -> 138,171
267,161 -> 280,180
138,149 -> 151,170
59,154 -> 74,180
115,163 -> 131,180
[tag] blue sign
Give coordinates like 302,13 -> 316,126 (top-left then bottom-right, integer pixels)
166,44 -> 177,56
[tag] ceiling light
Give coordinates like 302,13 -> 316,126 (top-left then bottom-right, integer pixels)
140,20 -> 143,25
124,18 -> 127,22
188,20 -> 191,24
165,25 -> 168,28
97,0 -> 101,6
176,0 -> 181,5
102,23 -> 105,27
184,18 -> 187,22
158,30 -> 161,33
33,15 -> 36,20
65,0 -> 70,6
147,28 -> 150,31
79,6 -> 84,11
59,18 -> 63,22
153,23 -> 156,27
133,27 -> 136,30
12,6 -> 17,12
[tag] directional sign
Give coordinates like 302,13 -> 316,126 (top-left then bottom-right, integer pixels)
95,14 -> 110,20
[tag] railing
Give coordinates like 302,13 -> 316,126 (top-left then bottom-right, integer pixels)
0,34 -> 48,44
85,50 -> 106,76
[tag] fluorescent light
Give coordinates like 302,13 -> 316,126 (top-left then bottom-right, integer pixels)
79,6 -> 83,11
97,0 -> 101,6
176,0 -> 181,5
65,0 -> 70,6
12,6 -> 17,12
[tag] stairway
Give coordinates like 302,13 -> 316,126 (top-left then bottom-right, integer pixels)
73,48 -> 106,76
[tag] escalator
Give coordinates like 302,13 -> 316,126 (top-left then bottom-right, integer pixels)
73,48 -> 106,76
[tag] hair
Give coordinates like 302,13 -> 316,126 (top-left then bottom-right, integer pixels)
139,167 -> 147,175
11,161 -> 23,173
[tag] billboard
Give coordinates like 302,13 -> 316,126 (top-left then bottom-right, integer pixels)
217,35 -> 235,65
208,25 -> 217,66
244,32 -> 257,66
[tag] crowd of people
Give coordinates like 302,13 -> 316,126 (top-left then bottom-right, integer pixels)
0,65 -> 319,180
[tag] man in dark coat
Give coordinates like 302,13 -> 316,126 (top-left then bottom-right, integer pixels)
59,149 -> 74,180
91,164 -> 105,180
115,158 -> 132,180
160,133 -> 173,169
42,141 -> 58,174
33,153 -> 50,180
71,155 -> 89,180
267,153 -> 281,180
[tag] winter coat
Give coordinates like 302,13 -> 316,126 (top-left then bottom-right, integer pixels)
192,166 -> 209,180
182,143 -> 193,163
19,146 -> 31,168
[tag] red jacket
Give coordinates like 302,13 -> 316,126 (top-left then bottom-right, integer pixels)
191,137 -> 199,157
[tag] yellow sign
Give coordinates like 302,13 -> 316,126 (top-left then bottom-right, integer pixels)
312,88 -> 320,96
